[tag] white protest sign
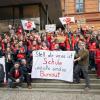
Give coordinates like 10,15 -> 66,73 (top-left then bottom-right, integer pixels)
21,20 -> 36,30
0,57 -> 6,83
45,24 -> 56,32
59,17 -> 75,25
31,50 -> 75,82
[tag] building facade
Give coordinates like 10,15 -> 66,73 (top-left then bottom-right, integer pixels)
0,0 -> 62,32
0,0 -> 100,32
60,0 -> 100,30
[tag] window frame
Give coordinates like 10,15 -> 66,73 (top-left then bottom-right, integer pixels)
75,0 -> 84,13
98,0 -> 100,12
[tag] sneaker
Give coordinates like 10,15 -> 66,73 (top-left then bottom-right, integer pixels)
84,86 -> 91,91
97,76 -> 100,79
16,86 -> 22,89
73,81 -> 80,84
27,85 -> 32,89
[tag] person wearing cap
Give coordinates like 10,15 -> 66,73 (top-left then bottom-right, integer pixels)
74,41 -> 90,89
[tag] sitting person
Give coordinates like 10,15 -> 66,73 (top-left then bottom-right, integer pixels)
20,59 -> 32,89
8,62 -> 23,88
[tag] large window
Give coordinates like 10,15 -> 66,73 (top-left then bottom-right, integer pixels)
76,0 -> 84,13
99,0 -> 100,12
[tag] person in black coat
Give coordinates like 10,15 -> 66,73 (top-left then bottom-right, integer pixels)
20,59 -> 32,89
0,46 -> 4,58
0,64 -> 5,83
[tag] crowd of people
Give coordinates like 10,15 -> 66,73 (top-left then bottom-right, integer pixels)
0,25 -> 100,89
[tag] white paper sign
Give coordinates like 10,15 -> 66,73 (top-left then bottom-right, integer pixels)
31,50 -> 75,82
59,17 -> 75,25
21,20 -> 36,30
45,24 -> 56,32
0,57 -> 6,82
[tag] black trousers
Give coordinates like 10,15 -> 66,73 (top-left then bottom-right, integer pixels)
24,74 -> 31,86
6,62 -> 13,80
74,65 -> 90,87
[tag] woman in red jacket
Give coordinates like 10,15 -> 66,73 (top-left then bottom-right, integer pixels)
95,35 -> 100,78
95,42 -> 100,78
88,37 -> 97,70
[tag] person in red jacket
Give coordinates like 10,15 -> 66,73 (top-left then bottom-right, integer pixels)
8,62 -> 23,88
88,37 -> 97,70
95,42 -> 100,78
17,47 -> 26,61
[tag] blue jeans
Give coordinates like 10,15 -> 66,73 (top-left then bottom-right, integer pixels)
8,78 -> 24,88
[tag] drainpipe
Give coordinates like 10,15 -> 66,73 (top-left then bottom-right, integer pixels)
12,7 -> 15,26
46,4 -> 48,25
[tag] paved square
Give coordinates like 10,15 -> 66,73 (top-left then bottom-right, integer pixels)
0,90 -> 100,100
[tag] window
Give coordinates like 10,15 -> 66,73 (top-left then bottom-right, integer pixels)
99,0 -> 100,12
76,0 -> 84,13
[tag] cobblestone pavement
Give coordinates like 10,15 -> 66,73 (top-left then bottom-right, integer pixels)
0,89 -> 100,100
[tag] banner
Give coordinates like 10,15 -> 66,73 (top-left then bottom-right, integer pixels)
45,24 -> 56,32
31,50 -> 75,82
59,17 -> 75,25
21,20 -> 36,30
0,57 -> 6,82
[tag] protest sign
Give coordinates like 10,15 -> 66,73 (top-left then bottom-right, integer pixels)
31,50 -> 75,82
21,20 -> 36,30
45,24 -> 56,32
59,17 -> 75,25
56,36 -> 66,43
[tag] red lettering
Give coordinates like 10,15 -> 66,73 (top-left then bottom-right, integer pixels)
43,58 -> 62,65
40,71 -> 60,78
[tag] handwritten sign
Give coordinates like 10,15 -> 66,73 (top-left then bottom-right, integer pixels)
45,24 -> 56,32
31,50 -> 75,82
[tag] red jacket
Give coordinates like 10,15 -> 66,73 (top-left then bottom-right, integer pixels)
9,67 -> 23,81
88,42 -> 96,52
17,53 -> 26,59
95,49 -> 100,64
